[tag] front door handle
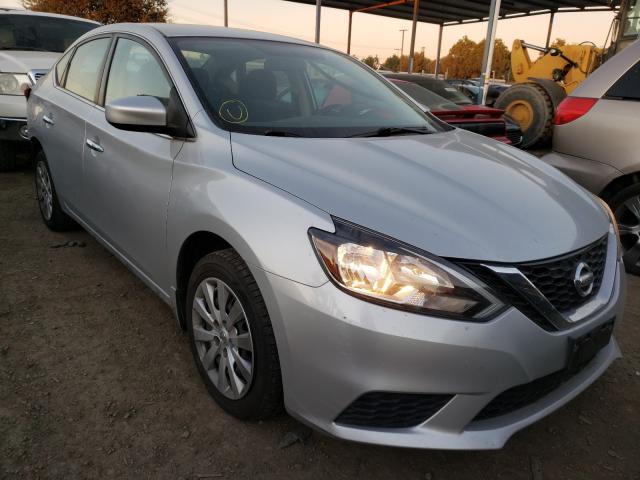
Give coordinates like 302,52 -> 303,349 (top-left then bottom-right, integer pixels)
85,138 -> 104,153
42,115 -> 54,126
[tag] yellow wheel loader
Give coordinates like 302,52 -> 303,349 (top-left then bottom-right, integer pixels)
495,0 -> 640,149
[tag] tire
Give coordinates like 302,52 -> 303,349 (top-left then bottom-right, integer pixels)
186,249 -> 283,420
494,83 -> 554,149
607,183 -> 640,275
34,150 -> 76,231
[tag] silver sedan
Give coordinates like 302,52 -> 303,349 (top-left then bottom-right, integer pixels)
27,23 -> 626,450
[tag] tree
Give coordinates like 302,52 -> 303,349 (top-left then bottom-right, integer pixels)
476,38 -> 511,79
439,36 -> 511,79
22,0 -> 168,23
398,51 -> 432,73
550,38 -> 567,49
382,54 -> 401,72
362,55 -> 380,69
440,36 -> 479,78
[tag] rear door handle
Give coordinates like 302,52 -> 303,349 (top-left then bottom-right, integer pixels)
85,139 -> 104,153
42,115 -> 54,126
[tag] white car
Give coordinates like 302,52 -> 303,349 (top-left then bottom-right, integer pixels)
0,8 -> 97,170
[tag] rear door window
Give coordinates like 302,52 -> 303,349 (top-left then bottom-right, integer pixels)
64,37 -> 111,102
605,61 -> 640,101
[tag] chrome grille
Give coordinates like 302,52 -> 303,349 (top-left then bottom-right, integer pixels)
461,235 -> 610,331
518,236 -> 608,313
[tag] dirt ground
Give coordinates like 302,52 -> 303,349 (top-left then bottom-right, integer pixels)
1,167 -> 639,480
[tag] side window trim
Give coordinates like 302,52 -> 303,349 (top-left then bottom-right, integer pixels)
54,49 -> 74,88
57,34 -> 114,105
603,59 -> 640,102
99,33 -> 174,107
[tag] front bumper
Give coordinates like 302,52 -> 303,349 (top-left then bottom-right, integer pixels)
1,94 -> 29,142
0,117 -> 28,142
255,256 -> 625,450
541,151 -> 622,195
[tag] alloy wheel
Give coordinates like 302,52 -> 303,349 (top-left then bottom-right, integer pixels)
36,161 -> 53,221
615,194 -> 640,271
192,277 -> 254,400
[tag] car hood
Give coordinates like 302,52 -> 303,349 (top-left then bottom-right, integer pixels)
230,129 -> 609,263
0,50 -> 60,73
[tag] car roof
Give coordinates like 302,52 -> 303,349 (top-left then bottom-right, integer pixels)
0,8 -> 100,24
572,39 -> 640,98
90,23 -> 316,47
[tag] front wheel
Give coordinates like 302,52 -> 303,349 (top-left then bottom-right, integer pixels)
186,249 -> 283,420
608,184 -> 640,275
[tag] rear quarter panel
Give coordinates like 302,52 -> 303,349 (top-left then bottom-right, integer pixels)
553,99 -> 640,175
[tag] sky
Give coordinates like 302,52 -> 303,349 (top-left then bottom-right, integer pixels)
3,0 -> 617,60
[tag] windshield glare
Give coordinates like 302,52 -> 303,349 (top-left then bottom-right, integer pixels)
393,82 -> 461,111
170,37 -> 447,137
0,15 -> 96,53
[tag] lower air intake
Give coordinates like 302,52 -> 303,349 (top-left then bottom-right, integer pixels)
335,392 -> 454,429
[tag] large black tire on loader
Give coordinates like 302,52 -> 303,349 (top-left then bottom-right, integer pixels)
494,82 -> 555,149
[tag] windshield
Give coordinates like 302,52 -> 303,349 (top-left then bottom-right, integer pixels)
0,14 -> 96,53
392,81 -> 461,111
384,74 -> 473,106
170,37 -> 447,137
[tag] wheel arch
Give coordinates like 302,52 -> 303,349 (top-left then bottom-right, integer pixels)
175,230 -> 234,330
29,136 -> 43,157
599,171 -> 640,202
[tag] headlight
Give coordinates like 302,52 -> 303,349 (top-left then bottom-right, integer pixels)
0,73 -> 30,95
309,218 -> 505,320
595,195 -> 622,258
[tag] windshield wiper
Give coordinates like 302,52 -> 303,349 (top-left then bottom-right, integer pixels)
347,126 -> 432,138
263,130 -> 303,137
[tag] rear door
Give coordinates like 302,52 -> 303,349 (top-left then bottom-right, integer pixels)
83,35 -> 184,285
38,36 -> 112,213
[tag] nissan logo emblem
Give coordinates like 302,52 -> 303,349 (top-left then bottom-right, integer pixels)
574,262 -> 595,297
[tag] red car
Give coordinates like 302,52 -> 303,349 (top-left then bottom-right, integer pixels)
388,78 -> 523,146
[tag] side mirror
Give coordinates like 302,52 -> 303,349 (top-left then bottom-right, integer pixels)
106,95 -> 168,134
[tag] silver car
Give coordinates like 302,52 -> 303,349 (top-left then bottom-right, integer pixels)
27,24 -> 626,450
543,40 -> 640,275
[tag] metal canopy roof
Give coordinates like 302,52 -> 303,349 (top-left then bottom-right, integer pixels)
284,0 -> 619,25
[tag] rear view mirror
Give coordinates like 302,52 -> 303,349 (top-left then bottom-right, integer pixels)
106,95 -> 168,133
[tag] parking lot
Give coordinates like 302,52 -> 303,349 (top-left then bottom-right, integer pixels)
0,167 -> 639,479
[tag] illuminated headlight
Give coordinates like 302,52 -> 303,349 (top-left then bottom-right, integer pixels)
0,73 -> 29,95
309,219 -> 505,320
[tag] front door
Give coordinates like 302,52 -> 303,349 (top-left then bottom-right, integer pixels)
83,36 -> 184,286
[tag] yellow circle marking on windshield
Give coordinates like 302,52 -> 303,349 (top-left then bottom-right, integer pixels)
219,100 -> 249,124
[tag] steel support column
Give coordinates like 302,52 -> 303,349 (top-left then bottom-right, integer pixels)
224,0 -> 228,27
315,0 -> 321,43
407,0 -> 420,73
545,12 -> 555,48
479,0 -> 502,105
347,10 -> 353,54
434,23 -> 443,77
